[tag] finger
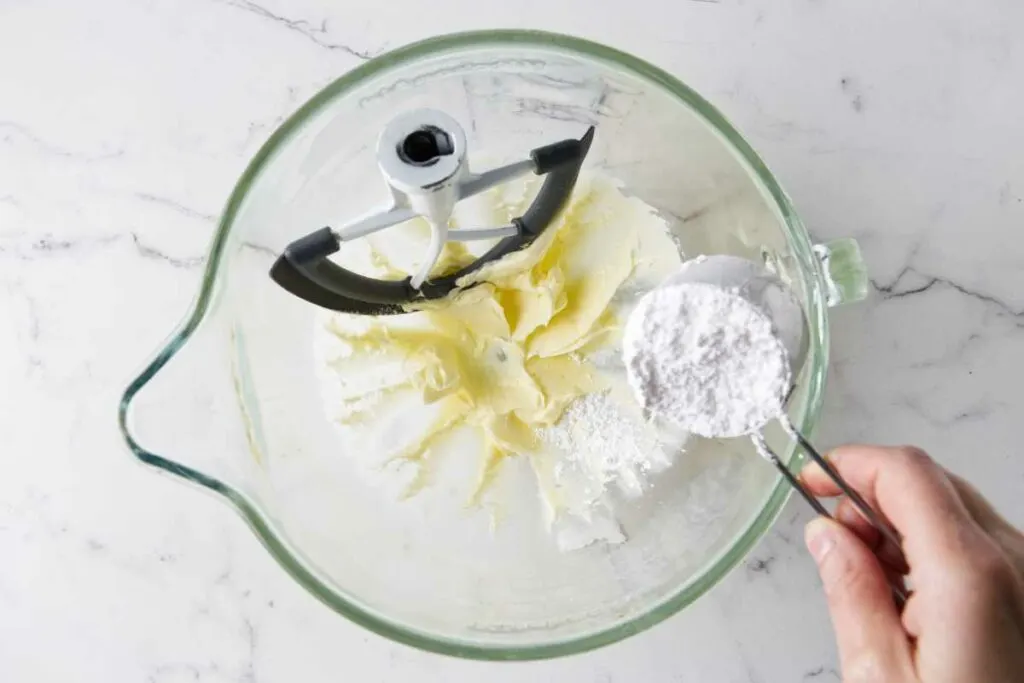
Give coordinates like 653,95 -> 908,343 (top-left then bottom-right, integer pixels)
883,565 -> 908,604
947,472 -> 1024,573
832,500 -> 911,607
800,445 -> 984,569
834,497 -> 881,549
805,518 -> 914,679
946,471 -> 1012,533
836,498 -> 908,574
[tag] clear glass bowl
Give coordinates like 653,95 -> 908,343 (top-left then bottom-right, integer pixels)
119,30 -> 867,660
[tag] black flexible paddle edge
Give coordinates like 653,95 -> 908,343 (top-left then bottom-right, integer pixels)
269,127 -> 596,315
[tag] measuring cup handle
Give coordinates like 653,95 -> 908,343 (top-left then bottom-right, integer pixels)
813,238 -> 869,307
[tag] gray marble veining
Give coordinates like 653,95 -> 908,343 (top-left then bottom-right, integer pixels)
1,0 -> 1022,680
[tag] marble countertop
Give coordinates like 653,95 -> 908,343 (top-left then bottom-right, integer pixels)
3,0 -> 1022,680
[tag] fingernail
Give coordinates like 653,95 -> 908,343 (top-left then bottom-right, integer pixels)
805,517 -> 836,563
799,461 -> 824,480
837,504 -> 861,527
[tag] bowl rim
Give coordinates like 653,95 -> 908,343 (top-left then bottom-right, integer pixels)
118,29 -> 827,660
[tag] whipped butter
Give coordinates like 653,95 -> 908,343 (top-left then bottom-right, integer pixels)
315,171 -> 684,549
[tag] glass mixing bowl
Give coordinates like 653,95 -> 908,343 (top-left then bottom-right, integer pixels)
119,31 -> 868,659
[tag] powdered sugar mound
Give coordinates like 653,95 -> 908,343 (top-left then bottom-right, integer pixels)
543,391 -> 676,497
537,390 -> 689,550
623,282 -> 791,438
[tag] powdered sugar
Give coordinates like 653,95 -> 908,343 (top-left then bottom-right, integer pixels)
623,256 -> 802,438
536,389 -> 690,550
542,391 -> 676,497
543,256 -> 805,551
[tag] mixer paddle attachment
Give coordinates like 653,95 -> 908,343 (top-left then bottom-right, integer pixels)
270,108 -> 595,315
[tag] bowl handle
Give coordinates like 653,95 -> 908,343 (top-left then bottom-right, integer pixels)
813,238 -> 869,307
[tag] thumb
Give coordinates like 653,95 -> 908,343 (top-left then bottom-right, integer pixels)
805,517 -> 913,681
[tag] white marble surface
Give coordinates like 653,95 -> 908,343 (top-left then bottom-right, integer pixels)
2,0 -> 1023,680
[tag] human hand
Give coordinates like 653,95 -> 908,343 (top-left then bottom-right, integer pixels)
800,445 -> 1024,683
